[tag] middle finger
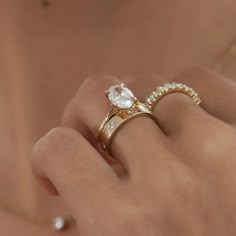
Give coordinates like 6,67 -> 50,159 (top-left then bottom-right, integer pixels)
62,75 -> 171,175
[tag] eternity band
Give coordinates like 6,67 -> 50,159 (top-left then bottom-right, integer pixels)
145,82 -> 202,111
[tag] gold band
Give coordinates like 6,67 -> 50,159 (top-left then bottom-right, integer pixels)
97,102 -> 158,157
145,82 -> 202,110
97,84 -> 158,157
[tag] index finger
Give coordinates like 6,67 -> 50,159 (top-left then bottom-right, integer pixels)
31,127 -> 121,223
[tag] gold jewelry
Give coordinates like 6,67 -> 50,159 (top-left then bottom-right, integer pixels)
97,84 -> 158,157
145,82 -> 201,110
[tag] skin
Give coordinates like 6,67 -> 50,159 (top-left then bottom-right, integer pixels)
32,68 -> 236,235
1,0 -> 236,235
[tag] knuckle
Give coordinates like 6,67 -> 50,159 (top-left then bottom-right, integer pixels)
31,127 -> 77,167
200,125 -> 235,159
125,209 -> 159,235
174,66 -> 210,85
128,209 -> 158,235
157,161 -> 195,198
78,74 -> 117,97
73,74 -> 120,117
110,203 -> 159,236
184,66 -> 209,76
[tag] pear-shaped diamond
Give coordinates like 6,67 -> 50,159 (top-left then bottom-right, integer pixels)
107,84 -> 135,109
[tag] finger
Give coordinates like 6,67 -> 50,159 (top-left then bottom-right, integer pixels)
62,75 -> 169,175
124,75 -> 208,137
31,127 -> 120,224
62,104 -> 97,148
173,67 -> 236,126
123,75 -> 235,168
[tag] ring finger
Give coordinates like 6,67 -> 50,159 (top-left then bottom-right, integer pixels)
124,72 -> 234,166
173,67 -> 236,127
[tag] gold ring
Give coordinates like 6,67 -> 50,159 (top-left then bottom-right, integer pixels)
97,84 -> 158,157
145,82 -> 202,111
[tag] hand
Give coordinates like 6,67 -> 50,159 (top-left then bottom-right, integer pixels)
31,68 -> 236,235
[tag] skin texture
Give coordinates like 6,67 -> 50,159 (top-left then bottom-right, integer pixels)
1,0 -> 236,235
32,68 -> 236,235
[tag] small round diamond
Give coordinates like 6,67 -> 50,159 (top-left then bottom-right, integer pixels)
101,142 -> 106,149
155,89 -> 162,96
149,95 -> 156,102
164,83 -> 171,88
53,217 -> 66,231
183,85 -> 188,92
177,83 -> 183,89
107,121 -> 116,130
160,86 -> 168,93
189,89 -> 195,96
128,110 -> 134,115
152,91 -> 158,96
147,94 -> 156,104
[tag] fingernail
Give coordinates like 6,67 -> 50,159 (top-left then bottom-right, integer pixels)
33,128 -> 57,151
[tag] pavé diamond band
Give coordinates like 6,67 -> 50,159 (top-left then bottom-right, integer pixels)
145,82 -> 202,111
97,84 -> 158,157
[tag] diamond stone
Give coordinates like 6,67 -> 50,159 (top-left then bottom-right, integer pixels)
152,91 -> 158,96
183,85 -> 188,92
164,83 -> 171,88
101,142 -> 106,150
177,83 -> 183,89
149,94 -> 156,101
107,121 -> 116,130
189,89 -> 195,96
53,217 -> 66,231
155,89 -> 162,96
159,87 -> 167,93
147,94 -> 156,104
107,85 -> 135,109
